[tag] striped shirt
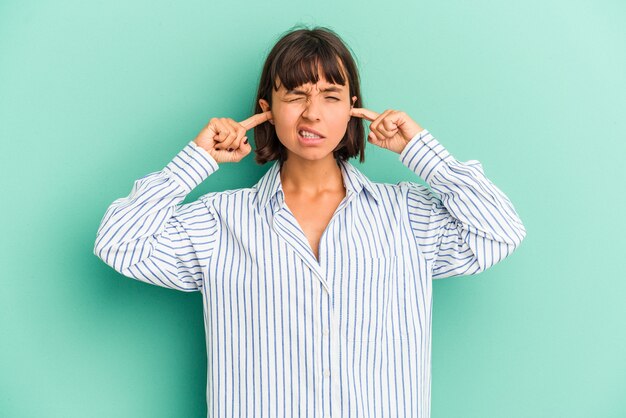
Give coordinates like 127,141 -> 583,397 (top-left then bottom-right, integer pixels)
94,128 -> 526,418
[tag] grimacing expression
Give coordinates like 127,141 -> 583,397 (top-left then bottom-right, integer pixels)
259,72 -> 358,162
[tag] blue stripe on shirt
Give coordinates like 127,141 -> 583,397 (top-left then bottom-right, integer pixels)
94,129 -> 526,417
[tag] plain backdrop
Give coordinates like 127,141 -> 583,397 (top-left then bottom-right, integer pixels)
1,1 -> 625,417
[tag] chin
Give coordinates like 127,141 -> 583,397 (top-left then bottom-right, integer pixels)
287,148 -> 335,162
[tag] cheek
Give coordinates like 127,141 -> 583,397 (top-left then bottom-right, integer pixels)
273,108 -> 301,129
271,109 -> 297,139
327,108 -> 351,127
270,100 -> 295,139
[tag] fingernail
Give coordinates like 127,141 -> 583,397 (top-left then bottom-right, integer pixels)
228,148 -> 233,152
243,137 -> 248,144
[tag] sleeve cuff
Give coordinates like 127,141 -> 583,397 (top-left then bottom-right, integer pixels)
164,140 -> 220,193
399,129 -> 454,184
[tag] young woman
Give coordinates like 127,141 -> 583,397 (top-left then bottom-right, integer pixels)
94,25 -> 526,418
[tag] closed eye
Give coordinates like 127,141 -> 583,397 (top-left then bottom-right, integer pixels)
288,97 -> 340,102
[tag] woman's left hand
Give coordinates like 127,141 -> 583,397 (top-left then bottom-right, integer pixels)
350,107 -> 425,154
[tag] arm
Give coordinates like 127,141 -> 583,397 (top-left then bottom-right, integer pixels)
398,129 -> 526,279
93,141 -> 221,291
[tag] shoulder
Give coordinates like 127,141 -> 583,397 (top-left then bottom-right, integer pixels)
196,187 -> 258,214
368,178 -> 434,201
366,179 -> 442,215
395,180 -> 436,200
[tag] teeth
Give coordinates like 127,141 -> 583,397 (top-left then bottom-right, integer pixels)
299,130 -> 321,138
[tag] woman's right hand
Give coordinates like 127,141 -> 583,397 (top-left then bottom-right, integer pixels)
193,111 -> 273,163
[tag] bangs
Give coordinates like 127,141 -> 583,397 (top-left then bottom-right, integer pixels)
271,48 -> 348,92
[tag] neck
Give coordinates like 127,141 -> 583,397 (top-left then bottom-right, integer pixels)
280,154 -> 345,197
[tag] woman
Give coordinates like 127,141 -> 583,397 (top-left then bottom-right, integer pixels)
94,25 -> 526,418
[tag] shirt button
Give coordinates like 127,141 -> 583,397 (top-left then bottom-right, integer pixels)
322,328 -> 329,336
323,369 -> 331,377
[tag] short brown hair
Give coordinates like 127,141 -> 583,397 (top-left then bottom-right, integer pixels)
252,25 -> 365,166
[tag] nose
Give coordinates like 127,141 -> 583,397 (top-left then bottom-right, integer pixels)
301,96 -> 322,121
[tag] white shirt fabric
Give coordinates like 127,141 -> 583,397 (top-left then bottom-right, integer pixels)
94,128 -> 526,418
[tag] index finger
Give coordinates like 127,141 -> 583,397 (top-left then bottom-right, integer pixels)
239,111 -> 273,130
350,107 -> 379,122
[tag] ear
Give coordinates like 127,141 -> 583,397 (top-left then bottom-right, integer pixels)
259,99 -> 274,124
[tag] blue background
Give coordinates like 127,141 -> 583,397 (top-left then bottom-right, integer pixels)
1,1 -> 625,416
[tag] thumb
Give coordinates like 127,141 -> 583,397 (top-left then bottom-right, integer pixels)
367,131 -> 385,148
232,138 -> 252,161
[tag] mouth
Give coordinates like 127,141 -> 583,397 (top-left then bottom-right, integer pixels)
297,127 -> 325,145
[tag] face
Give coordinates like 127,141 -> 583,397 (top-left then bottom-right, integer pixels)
259,67 -> 358,163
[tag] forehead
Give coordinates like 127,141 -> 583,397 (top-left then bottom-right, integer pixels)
284,84 -> 345,95
276,77 -> 347,94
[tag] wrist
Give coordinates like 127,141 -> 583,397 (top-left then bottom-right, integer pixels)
399,126 -> 426,154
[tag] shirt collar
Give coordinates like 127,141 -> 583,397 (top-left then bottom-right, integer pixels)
253,159 -> 381,213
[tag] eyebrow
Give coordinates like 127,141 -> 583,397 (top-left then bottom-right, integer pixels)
285,86 -> 344,95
